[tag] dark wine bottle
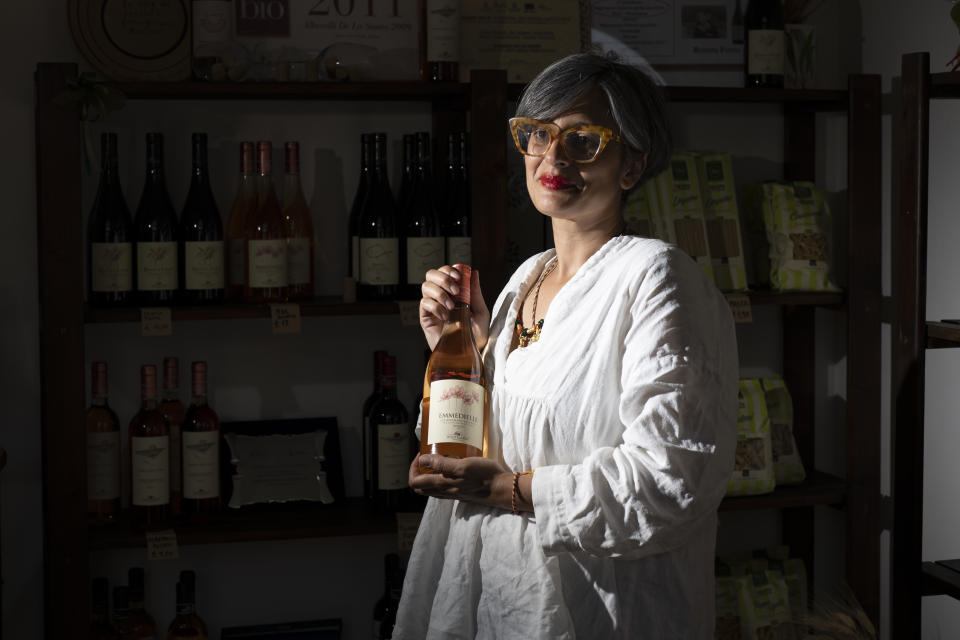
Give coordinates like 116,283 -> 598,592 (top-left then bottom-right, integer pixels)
89,577 -> 118,640
424,0 -> 460,81
444,132 -> 471,266
363,350 -> 388,500
88,132 -> 134,307
373,553 -> 403,639
357,133 -> 399,302
401,132 -> 444,300
744,0 -> 785,88
732,0 -> 745,45
167,570 -> 209,639
135,133 -> 179,305
348,134 -> 372,284
398,133 -> 416,212
127,567 -> 159,639
179,133 -> 225,304
368,355 -> 410,511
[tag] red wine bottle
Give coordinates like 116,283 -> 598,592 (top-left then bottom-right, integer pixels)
372,553 -> 403,639
88,132 -> 134,307
135,133 -> 180,305
282,141 -> 315,300
129,364 -> 170,530
182,361 -> 220,520
87,361 -> 120,522
363,350 -> 388,500
444,132 -> 471,266
348,134 -> 372,284
424,0 -> 460,82
398,133 -> 415,212
744,0 -> 785,88
179,132 -> 225,304
357,133 -> 399,302
369,355 -> 410,511
401,132 -> 443,299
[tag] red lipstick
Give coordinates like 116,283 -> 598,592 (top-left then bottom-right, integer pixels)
540,174 -> 571,190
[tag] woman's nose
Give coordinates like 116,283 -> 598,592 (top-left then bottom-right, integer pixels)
543,137 -> 570,168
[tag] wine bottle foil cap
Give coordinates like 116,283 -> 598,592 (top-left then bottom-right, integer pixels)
141,364 -> 157,399
192,361 -> 208,397
163,356 -> 179,389
91,361 -> 108,395
452,263 -> 471,304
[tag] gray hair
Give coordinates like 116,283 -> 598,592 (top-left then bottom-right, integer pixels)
515,53 -> 672,186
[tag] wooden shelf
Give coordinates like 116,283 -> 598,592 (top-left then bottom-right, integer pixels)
922,560 -> 960,599
926,321 -> 960,348
84,297 -> 404,323
718,471 -> 845,511
931,71 -> 960,99
109,80 -> 469,102
88,498 -> 402,549
733,290 -> 845,307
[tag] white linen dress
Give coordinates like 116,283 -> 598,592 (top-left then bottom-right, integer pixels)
392,235 -> 738,639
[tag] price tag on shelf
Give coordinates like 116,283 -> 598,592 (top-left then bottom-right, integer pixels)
396,511 -> 423,551
726,294 -> 753,324
140,308 -> 172,336
397,300 -> 420,327
146,529 -> 179,561
270,304 -> 302,334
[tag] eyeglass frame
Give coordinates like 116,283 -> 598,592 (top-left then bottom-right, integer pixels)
508,117 -> 623,164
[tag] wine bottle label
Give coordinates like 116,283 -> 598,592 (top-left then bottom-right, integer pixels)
87,431 -> 120,500
351,235 -> 359,280
427,380 -> 484,449
748,30 -> 785,75
445,237 -> 472,266
131,435 -> 170,506
184,240 -> 225,290
406,237 -> 444,285
137,241 -> 178,291
229,237 -> 246,286
359,238 -> 399,285
248,239 -> 288,288
193,0 -> 232,49
287,237 -> 312,285
426,0 -> 460,62
170,422 -> 182,492
377,422 -> 410,490
182,430 -> 220,499
91,242 -> 133,293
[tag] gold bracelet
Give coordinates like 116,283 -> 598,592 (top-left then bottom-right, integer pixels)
511,470 -> 533,515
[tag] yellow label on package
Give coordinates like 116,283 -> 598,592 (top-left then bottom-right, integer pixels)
696,151 -> 748,291
653,153 -> 714,284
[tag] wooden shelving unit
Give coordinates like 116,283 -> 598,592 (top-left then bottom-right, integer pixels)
892,51 -> 960,637
36,63 -> 882,635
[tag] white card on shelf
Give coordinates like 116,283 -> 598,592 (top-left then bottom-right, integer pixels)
146,529 -> 179,561
270,304 -> 302,334
140,308 -> 172,336
726,294 -> 753,324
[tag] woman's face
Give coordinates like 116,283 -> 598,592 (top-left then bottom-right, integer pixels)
524,92 -> 644,228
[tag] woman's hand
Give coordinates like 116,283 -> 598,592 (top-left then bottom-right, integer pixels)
408,454 -> 516,511
419,266 -> 490,352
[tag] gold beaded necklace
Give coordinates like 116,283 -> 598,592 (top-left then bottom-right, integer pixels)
515,258 -> 558,348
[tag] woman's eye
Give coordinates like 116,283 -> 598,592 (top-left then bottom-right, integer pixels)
532,129 -> 551,143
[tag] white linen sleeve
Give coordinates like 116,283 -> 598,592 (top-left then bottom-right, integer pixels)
531,249 -> 739,560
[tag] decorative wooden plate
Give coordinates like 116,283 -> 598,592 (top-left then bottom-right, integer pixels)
68,0 -> 192,81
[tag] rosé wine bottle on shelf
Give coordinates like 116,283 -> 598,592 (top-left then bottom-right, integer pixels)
182,361 -> 220,520
159,356 -> 185,519
129,364 -> 170,530
419,263 -> 488,472
281,141 -> 315,301
127,567 -> 158,639
244,141 -> 288,303
166,570 -> 208,639
226,141 -> 257,301
87,361 -> 120,522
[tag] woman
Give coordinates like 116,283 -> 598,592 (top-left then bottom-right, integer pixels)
395,53 -> 738,639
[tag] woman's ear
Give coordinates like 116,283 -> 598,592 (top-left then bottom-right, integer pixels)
620,153 -> 648,191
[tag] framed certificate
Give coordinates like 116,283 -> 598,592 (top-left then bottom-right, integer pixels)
221,417 -> 345,509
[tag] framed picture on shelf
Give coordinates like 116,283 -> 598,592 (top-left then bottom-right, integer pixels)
590,0 -> 744,73
220,417 -> 345,510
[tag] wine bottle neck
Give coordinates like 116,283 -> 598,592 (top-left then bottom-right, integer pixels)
282,173 -> 306,205
91,394 -> 108,407
162,387 -> 179,402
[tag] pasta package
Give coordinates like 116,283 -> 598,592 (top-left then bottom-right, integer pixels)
727,379 -> 776,496
716,564 -> 741,640
695,151 -> 749,292
761,376 -> 806,485
622,178 -> 662,239
735,570 -> 795,640
652,152 -> 715,284
760,181 -> 840,291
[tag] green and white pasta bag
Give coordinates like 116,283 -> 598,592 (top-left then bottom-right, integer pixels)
760,181 -> 840,292
761,375 -> 806,485
727,379 -> 776,496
